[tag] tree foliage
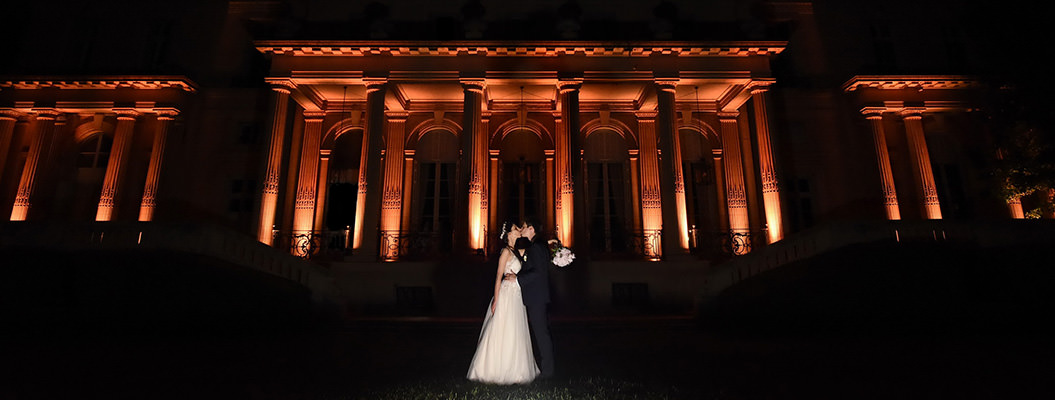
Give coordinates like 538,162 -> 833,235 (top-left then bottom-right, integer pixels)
986,82 -> 1055,217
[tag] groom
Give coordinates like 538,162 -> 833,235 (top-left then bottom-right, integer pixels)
506,218 -> 555,379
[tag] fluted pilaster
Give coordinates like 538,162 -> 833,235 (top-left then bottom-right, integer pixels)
901,109 -> 942,219
751,88 -> 785,243
0,110 -> 20,184
10,110 -> 60,221
380,113 -> 408,237
719,112 -> 750,253
257,84 -> 293,244
95,110 -> 138,221
863,110 -> 901,220
138,109 -> 177,221
292,111 -> 325,234
636,113 -> 663,259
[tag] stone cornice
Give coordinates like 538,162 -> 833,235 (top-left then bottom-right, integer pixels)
255,41 -> 786,57
842,75 -> 978,92
0,77 -> 197,92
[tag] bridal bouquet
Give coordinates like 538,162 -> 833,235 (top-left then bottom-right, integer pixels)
549,240 -> 576,267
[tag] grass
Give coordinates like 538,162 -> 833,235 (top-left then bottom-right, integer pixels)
343,376 -> 684,400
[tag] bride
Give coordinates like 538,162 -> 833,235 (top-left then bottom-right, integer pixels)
466,222 -> 540,384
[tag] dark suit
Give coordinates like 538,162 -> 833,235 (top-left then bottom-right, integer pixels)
515,238 -> 554,377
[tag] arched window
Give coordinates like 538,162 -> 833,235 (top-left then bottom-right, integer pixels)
413,129 -> 459,237
325,129 -> 363,231
583,129 -> 630,253
498,129 -> 546,224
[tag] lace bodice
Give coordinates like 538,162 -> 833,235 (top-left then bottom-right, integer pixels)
504,249 -> 523,275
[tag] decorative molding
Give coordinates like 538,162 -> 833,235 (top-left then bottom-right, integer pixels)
1,77 -> 197,92
256,41 -> 786,58
843,75 -> 979,92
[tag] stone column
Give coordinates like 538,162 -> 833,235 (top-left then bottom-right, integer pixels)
713,149 -> 729,232
719,112 -> 750,254
863,110 -> 901,220
1007,197 -> 1025,219
635,112 -> 663,258
461,80 -> 486,251
10,110 -> 60,221
901,109 -> 942,219
557,80 -> 583,247
314,150 -> 331,231
292,111 -> 325,234
138,109 -> 177,221
655,80 -> 690,255
95,110 -> 138,222
257,84 -> 292,244
0,110 -> 19,182
751,89 -> 785,242
380,113 -> 407,238
352,80 -> 387,256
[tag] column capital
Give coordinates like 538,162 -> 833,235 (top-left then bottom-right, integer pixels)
153,107 -> 180,120
1,109 -> 23,120
320,149 -> 332,159
717,111 -> 740,120
556,79 -> 583,93
385,111 -> 410,121
899,107 -> 926,119
861,107 -> 886,119
460,79 -> 487,93
655,78 -> 679,92
364,78 -> 388,93
635,111 -> 658,121
266,79 -> 296,94
114,108 -> 141,120
30,108 -> 62,120
749,86 -> 770,95
303,110 -> 327,120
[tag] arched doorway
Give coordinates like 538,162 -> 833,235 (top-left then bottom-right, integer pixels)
325,129 -> 362,231
583,129 -> 631,253
679,128 -> 720,253
498,129 -> 545,225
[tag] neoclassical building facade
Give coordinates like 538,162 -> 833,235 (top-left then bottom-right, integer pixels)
0,1 -> 1034,273
249,42 -> 791,262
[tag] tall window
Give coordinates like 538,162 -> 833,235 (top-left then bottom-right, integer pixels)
679,129 -> 719,252
325,129 -> 362,231
583,129 -> 630,253
73,133 -> 112,220
499,129 -> 546,225
413,130 -> 459,251
419,162 -> 455,233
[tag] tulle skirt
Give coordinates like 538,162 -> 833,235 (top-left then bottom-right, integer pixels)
466,280 -> 540,384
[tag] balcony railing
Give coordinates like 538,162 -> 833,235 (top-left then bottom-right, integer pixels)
379,230 -> 449,261
688,229 -> 769,258
271,229 -> 351,261
626,229 -> 663,260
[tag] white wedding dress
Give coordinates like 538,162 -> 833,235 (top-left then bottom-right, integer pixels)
466,252 -> 540,384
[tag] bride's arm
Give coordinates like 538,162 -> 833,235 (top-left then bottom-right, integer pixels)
493,248 -> 510,313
